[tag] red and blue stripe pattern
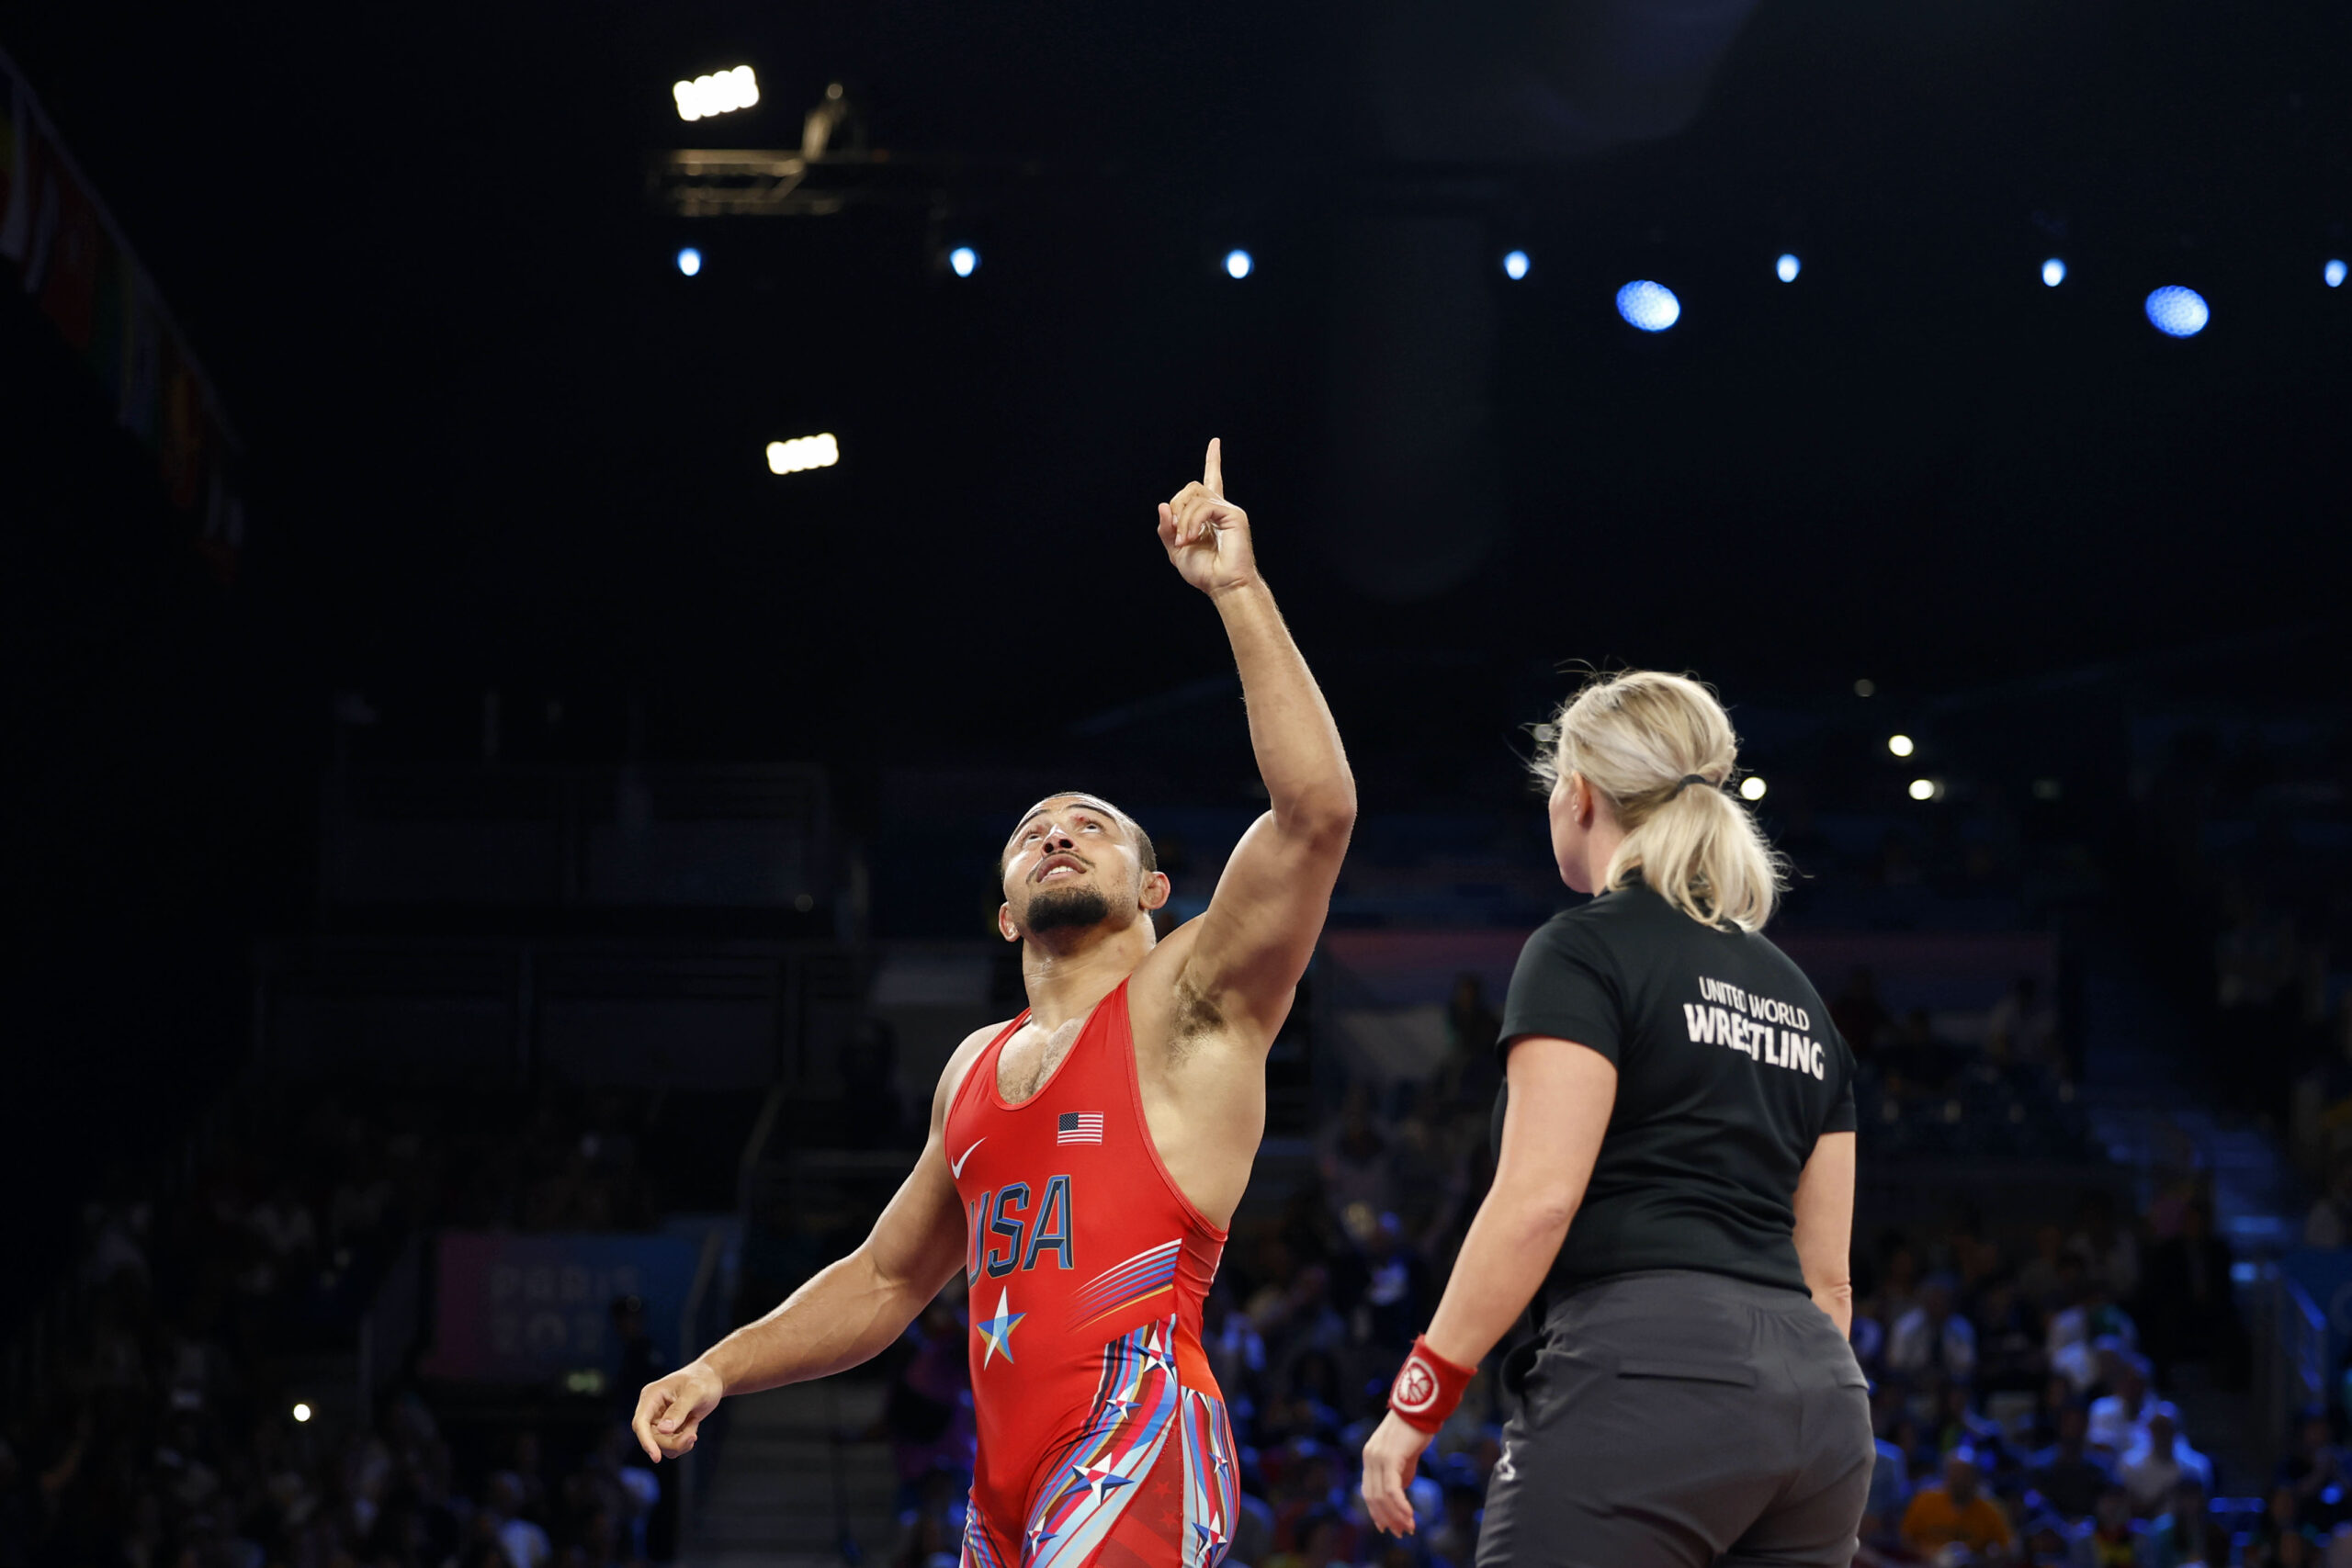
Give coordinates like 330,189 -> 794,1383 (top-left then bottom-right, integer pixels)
1180,1387 -> 1238,1568
1022,1317 -> 1184,1568
959,1489 -> 1012,1568
1069,1239 -> 1183,1331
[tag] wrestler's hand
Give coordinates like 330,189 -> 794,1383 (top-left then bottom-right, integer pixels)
1158,437 -> 1260,597
1358,1409 -> 1434,1537
632,1359 -> 727,1463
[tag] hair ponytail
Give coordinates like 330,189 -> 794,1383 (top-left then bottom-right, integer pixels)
1534,670 -> 1787,931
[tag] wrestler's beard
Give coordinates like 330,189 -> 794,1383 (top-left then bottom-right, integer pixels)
1025,886 -> 1114,935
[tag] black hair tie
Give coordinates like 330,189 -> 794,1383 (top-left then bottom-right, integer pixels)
1668,773 -> 1712,798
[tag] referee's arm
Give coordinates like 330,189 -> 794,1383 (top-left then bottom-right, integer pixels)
1421,1036 -> 1616,1369
1792,1132 -> 1858,1337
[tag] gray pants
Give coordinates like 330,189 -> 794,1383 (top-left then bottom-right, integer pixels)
1476,1270 -> 1872,1568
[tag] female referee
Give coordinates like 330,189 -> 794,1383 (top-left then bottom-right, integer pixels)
1359,670 -> 1870,1568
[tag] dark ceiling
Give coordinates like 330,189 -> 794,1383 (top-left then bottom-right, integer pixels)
8,0 -> 2349,784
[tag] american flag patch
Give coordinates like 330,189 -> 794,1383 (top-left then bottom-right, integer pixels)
1057,1111 -> 1104,1145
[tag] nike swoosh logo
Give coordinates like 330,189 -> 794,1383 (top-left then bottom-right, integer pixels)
950,1138 -> 986,1179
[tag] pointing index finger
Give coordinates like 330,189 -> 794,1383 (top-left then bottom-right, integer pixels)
1204,437 -> 1222,499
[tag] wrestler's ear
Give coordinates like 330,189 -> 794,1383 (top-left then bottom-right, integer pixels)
1139,872 -> 1171,912
997,903 -> 1020,942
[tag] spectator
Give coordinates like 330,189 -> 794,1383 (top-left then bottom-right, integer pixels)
2078,1483 -> 2144,1566
2302,1157 -> 2352,1248
2030,1404 -> 2117,1518
2138,1200 -> 2247,1386
1330,1208 -> 1431,1359
2276,1410 -> 2347,1532
1860,1414 -> 1911,1551
484,1471 -> 551,1568
2071,1191 -> 2142,1303
1988,975 -> 2062,1076
2018,1224 -> 2071,1312
1889,1275 -> 1980,1382
1439,973 -> 1502,1107
2119,1407 -> 2213,1517
2090,1356 -> 2158,1455
1832,967 -> 1892,1055
1901,1447 -> 2015,1562
2145,1477 -> 2229,1568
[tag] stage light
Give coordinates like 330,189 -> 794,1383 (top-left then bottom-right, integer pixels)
1854,679 -> 1876,697
1739,776 -> 1769,802
2144,286 -> 2209,338
1615,280 -> 1680,333
675,247 -> 702,277
1886,734 -> 1915,758
1776,254 -> 1800,283
673,65 -> 760,122
2041,258 -> 2066,288
292,1403 -> 313,1424
1502,250 -> 1531,280
1908,778 -> 1937,802
949,246 -> 978,277
765,434 -> 840,475
1224,250 -> 1253,279
2328,259 -> 2347,288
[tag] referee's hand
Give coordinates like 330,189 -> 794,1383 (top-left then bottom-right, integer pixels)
1359,1410 -> 1434,1537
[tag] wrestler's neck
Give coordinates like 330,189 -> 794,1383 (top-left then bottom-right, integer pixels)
1018,913 -> 1156,1032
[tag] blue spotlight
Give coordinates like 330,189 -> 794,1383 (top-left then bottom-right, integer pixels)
1502,250 -> 1531,280
1615,280 -> 1680,333
2328,259 -> 2347,289
675,247 -> 703,277
2041,258 -> 2066,288
2144,286 -> 2209,338
949,245 -> 979,277
1224,249 -> 1253,279
1776,253 -> 1800,283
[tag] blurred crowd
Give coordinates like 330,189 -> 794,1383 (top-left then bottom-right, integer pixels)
0,1089 -> 673,1568
862,973 -> 2335,1568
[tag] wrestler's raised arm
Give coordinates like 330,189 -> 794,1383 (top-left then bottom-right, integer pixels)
630,1023 -> 992,1463
1152,438 -> 1356,1043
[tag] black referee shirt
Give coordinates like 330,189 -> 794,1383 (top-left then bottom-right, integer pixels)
1494,878 -> 1856,1300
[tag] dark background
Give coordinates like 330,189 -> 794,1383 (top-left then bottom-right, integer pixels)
6,0 -> 2348,1300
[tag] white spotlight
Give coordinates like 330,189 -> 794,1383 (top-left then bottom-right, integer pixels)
1886,734 -> 1915,758
2041,258 -> 2066,288
1907,778 -> 1939,802
673,65 -> 761,123
1502,250 -> 1531,281
949,246 -> 978,278
2144,286 -> 2210,338
1615,280 -> 1680,333
765,434 -> 841,475
1224,249 -> 1253,280
1739,776 -> 1769,802
675,247 -> 702,277
1776,254 -> 1801,283
1853,679 -> 1876,697
2327,259 -> 2347,289
291,1403 -> 313,1424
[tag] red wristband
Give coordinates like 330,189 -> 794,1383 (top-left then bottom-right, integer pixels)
1387,1336 -> 1476,1434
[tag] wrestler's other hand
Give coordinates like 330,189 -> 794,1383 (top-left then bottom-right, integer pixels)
632,1359 -> 727,1463
1158,437 -> 1260,597
1358,1409 -> 1434,1538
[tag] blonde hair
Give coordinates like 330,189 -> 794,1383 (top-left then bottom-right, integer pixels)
1533,670 -> 1786,931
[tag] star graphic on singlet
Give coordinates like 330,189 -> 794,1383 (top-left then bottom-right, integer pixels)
1071,1458 -> 1135,1505
1024,1518 -> 1057,1553
977,1287 -> 1025,1368
1193,1507 -> 1227,1562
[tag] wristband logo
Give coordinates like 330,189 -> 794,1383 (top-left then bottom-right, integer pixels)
1393,1356 -> 1440,1414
